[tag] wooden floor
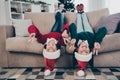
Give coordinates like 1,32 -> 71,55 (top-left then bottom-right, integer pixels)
0,67 -> 120,80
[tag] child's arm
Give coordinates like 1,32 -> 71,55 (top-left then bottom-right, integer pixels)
93,42 -> 100,55
28,25 -> 38,42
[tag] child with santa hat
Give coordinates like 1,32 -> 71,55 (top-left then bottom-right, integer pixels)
66,3 -> 107,76
28,23 -> 70,46
67,23 -> 107,76
43,38 -> 61,76
74,40 -> 92,76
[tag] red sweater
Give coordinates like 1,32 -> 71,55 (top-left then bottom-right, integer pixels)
28,24 -> 70,46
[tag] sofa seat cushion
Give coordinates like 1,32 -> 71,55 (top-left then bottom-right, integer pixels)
99,33 -> 120,53
6,37 -> 43,54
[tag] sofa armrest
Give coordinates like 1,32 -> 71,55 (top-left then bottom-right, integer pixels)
0,25 -> 14,67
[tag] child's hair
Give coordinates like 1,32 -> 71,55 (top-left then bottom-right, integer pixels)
44,43 -> 61,50
75,40 -> 87,52
79,3 -> 84,6
75,40 -> 84,48
76,4 -> 80,7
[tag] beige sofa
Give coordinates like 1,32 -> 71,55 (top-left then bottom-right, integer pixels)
0,8 -> 120,68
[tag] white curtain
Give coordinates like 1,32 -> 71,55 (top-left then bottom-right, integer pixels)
88,0 -> 107,11
88,0 -> 120,14
0,0 -> 7,25
106,0 -> 120,14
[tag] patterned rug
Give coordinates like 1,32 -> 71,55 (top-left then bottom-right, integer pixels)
0,68 -> 120,80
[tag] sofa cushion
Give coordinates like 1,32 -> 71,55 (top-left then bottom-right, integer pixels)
6,37 -> 43,54
95,13 -> 120,34
86,8 -> 109,29
12,19 -> 32,37
98,33 -> 120,53
24,12 -> 55,34
64,12 -> 76,24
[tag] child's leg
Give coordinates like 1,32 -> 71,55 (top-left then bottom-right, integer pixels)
28,25 -> 42,37
70,23 -> 77,39
76,14 -> 84,33
28,25 -> 43,43
82,13 -> 93,33
28,25 -> 39,34
44,58 -> 57,71
94,27 -> 107,43
50,12 -> 64,33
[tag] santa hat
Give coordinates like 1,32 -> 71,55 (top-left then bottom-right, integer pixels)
74,52 -> 92,62
43,38 -> 61,59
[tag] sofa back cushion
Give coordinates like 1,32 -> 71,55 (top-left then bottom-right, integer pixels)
64,12 -> 76,24
12,19 -> 32,37
94,13 -> 120,34
24,8 -> 109,34
64,8 -> 109,29
86,8 -> 109,29
24,12 -> 55,34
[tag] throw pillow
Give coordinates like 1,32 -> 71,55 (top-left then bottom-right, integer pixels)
12,19 -> 32,37
94,13 -> 120,34
114,21 -> 120,33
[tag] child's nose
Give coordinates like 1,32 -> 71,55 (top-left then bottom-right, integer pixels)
49,44 -> 53,47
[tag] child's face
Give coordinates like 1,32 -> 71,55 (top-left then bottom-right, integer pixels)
46,40 -> 57,52
79,5 -> 84,12
78,41 -> 90,55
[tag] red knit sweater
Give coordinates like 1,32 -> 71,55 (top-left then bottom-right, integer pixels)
28,24 -> 70,46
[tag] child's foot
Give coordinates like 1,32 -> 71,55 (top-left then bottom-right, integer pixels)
28,33 -> 36,43
44,69 -> 51,76
28,37 -> 37,43
77,70 -> 85,77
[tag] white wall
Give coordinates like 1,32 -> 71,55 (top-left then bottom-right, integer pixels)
42,0 -> 58,13
31,4 -> 41,12
0,0 -> 7,25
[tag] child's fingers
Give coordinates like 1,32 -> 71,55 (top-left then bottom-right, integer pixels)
93,48 -> 98,55
70,39 -> 76,45
95,50 -> 98,55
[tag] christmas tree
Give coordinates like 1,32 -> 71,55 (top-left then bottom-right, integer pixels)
58,0 -> 75,12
